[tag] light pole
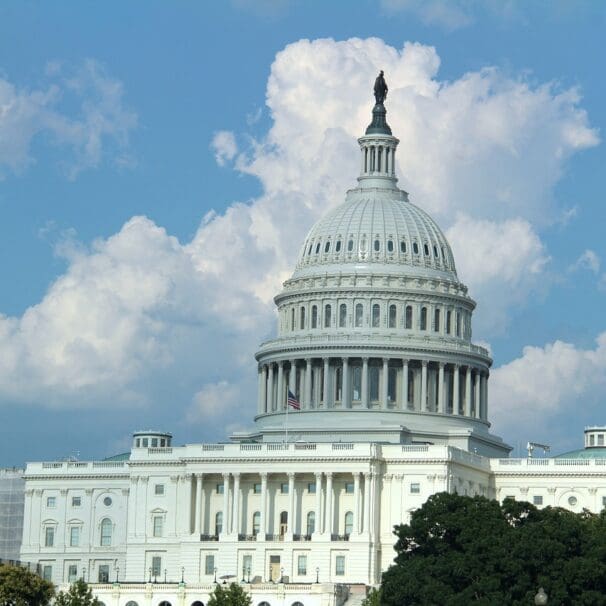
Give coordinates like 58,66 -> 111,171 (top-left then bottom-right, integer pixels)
164,569 -> 167,583
280,567 -> 284,584
115,567 -> 120,583
148,567 -> 152,583
315,567 -> 319,584
213,567 -> 218,583
534,588 -> 548,605
181,566 -> 185,583
247,567 -> 251,583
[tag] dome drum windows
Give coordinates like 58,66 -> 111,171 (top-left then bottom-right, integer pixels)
388,305 -> 397,328
315,242 -> 321,254
387,239 -> 394,253
400,240 -> 407,253
420,307 -> 428,331
300,307 -> 306,330
335,240 -> 342,252
339,304 -> 347,328
371,304 -> 381,328
324,241 -> 331,254
434,308 -> 440,332
413,242 -> 419,255
324,304 -> 332,328
373,239 -> 380,252
311,305 -> 318,329
347,239 -> 354,252
423,243 -> 430,256
405,305 -> 413,329
355,304 -> 364,328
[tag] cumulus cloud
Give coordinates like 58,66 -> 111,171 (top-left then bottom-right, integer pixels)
490,335 -> 606,445
211,130 -> 238,166
187,381 -> 242,423
569,249 -> 600,274
0,59 -> 137,179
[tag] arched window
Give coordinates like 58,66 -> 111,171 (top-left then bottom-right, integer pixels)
420,307 -> 427,331
387,239 -> 394,253
191,602 -> 204,606
335,240 -> 341,252
311,305 -> 318,329
307,243 -> 313,256
215,512 -> 223,536
291,308 -> 295,331
324,241 -> 331,253
456,311 -> 461,337
423,243 -> 430,256
413,242 -> 419,255
434,308 -> 440,332
324,304 -> 332,328
306,511 -> 315,535
100,518 -> 112,546
446,310 -> 452,334
433,245 -> 439,257
300,307 -> 305,330
374,239 -> 380,252
252,511 -> 260,536
126,602 -> 139,606
258,602 -> 271,606
372,304 -> 380,328
347,239 -> 354,252
339,304 -> 347,328
159,602 -> 172,606
315,242 -> 321,254
355,303 -> 363,327
344,511 -> 354,536
352,366 -> 362,401
292,602 -> 304,606
279,511 -> 288,536
388,304 -> 396,328
400,240 -> 407,253
405,305 -> 413,329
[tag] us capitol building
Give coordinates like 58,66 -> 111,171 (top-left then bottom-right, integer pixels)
18,80 -> 606,606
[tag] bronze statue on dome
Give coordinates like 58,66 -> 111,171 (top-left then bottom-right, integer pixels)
374,70 -> 388,105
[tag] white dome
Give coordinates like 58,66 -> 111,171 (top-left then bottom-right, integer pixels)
293,190 -> 458,282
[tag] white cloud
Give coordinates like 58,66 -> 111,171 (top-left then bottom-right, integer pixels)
382,0 -> 474,30
569,249 -> 600,274
188,381 -> 242,422
211,130 -> 238,166
0,59 -> 137,179
490,334 -> 606,444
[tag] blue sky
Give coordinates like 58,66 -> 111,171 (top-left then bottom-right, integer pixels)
0,1 -> 604,465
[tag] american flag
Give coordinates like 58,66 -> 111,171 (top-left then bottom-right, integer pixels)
287,389 -> 301,410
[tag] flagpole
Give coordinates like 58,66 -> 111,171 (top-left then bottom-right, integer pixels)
285,393 -> 289,444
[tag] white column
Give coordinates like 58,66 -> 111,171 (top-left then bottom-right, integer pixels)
314,472 -> 322,537
438,362 -> 446,413
363,473 -> 371,534
322,358 -> 330,408
342,358 -> 350,408
353,473 -> 361,534
194,474 -> 203,535
287,472 -> 295,538
481,372 -> 488,419
304,358 -> 312,409
232,473 -> 240,535
260,365 -> 267,414
182,474 -> 193,536
421,361 -> 428,411
260,472 -> 268,541
277,362 -> 284,410
465,367 -> 472,417
289,360 -> 296,397
474,371 -> 481,418
221,473 -> 229,537
400,359 -> 408,409
362,357 -> 369,409
267,363 -> 274,412
257,367 -> 264,415
382,358 -> 389,409
453,364 -> 460,415
325,472 -> 333,535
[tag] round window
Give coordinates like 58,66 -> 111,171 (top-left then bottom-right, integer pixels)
568,496 -> 578,506
103,496 -> 112,507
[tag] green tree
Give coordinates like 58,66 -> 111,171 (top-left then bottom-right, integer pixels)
207,582 -> 252,606
361,587 -> 381,606
0,563 -> 55,606
55,580 -> 101,606
381,492 -> 606,606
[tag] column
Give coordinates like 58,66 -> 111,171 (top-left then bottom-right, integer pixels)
287,472 -> 295,538
314,472 -> 322,537
382,358 -> 389,409
267,363 -> 274,412
322,358 -> 330,408
474,371 -> 481,418
363,473 -> 371,535
481,372 -> 488,420
183,474 -> 193,536
259,473 -> 268,541
221,473 -> 229,537
438,362 -> 446,413
400,359 -> 408,409
232,473 -> 240,535
325,472 -> 333,535
194,474 -> 203,535
277,362 -> 284,411
452,364 -> 460,415
353,473 -> 361,534
342,358 -> 350,408
289,360 -> 296,398
362,358 -> 369,409
465,367 -> 472,417
260,365 -> 267,414
304,358 -> 312,409
257,366 -> 264,415
421,361 -> 428,412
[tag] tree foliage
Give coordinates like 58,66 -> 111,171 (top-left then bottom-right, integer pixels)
0,563 -> 55,606
381,492 -> 606,606
55,580 -> 101,606
207,582 -> 252,606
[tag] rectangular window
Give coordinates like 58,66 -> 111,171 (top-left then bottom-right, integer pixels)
599,435 -> 605,446
280,482 -> 289,494
216,483 -> 224,494
307,482 -> 316,494
46,496 -> 56,508
153,516 -> 164,537
154,484 -> 164,496
369,366 -> 379,401
205,554 -> 215,575
142,438 -> 148,447
410,483 -> 420,494
42,565 -> 52,581
243,554 -> 252,576
533,495 -> 543,506
335,555 -> 345,576
151,556 -> 162,577
602,496 -> 606,508
98,564 -> 110,583
345,482 -> 354,494
69,526 -> 80,547
71,496 -> 81,507
45,527 -> 55,547
67,564 -> 78,582
297,554 -> 307,575
253,483 -> 262,494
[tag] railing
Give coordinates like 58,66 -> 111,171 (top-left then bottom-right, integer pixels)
294,443 -> 317,450
199,534 -> 219,541
332,443 -> 354,450
237,534 -> 257,541
267,443 -> 289,450
292,534 -> 312,541
401,445 -> 429,452
240,444 -> 262,451
147,447 -> 172,455
265,534 -> 284,541
331,534 -> 350,541
202,444 -> 225,451
493,458 -> 606,470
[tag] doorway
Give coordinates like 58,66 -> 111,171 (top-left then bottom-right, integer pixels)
269,555 -> 281,582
